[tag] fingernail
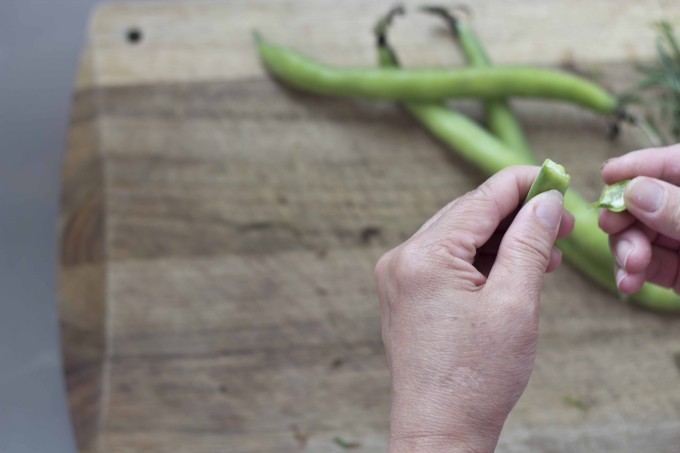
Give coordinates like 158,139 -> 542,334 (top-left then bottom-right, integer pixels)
534,190 -> 563,230
615,239 -> 633,268
627,177 -> 664,212
601,158 -> 616,171
616,267 -> 627,287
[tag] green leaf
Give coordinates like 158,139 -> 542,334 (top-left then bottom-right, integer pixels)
657,21 -> 680,63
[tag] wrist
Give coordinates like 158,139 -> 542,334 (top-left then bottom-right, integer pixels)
389,392 -> 503,453
389,433 -> 498,453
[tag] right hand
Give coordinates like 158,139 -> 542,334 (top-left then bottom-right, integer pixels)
599,144 -> 680,294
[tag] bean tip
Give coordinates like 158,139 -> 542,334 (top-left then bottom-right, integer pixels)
374,5 -> 405,36
419,4 -> 472,31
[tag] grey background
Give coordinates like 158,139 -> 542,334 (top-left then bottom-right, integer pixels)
0,1 -> 101,451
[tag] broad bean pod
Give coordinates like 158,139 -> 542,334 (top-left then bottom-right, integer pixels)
255,33 -> 619,114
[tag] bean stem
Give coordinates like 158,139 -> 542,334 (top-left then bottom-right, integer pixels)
421,6 -> 535,162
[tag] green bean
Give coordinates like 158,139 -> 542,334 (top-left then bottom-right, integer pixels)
592,179 -> 630,212
255,33 -> 619,114
563,190 -> 612,269
485,100 -> 535,158
524,159 -> 571,203
405,102 -> 531,172
633,281 -> 680,312
421,6 -> 534,161
555,238 -> 617,292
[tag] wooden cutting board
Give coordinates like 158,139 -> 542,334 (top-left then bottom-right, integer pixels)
59,1 -> 680,452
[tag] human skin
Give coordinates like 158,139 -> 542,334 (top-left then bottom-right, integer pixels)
599,144 -> 680,294
374,166 -> 574,452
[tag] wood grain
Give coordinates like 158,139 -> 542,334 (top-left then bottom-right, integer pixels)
61,2 -> 680,452
82,0 -> 680,88
60,76 -> 106,452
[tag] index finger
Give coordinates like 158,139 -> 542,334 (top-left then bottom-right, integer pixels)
420,165 -> 539,264
602,144 -> 680,184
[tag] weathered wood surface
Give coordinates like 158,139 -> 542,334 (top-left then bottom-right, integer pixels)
60,2 -> 680,452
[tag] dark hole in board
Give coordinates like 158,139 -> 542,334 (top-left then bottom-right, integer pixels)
126,28 -> 143,44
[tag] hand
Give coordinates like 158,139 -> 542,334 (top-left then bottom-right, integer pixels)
600,144 -> 680,294
375,166 -> 574,453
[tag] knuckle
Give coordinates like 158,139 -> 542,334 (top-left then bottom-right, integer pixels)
509,233 -> 552,271
392,241 -> 430,286
374,250 -> 392,283
441,198 -> 460,214
473,182 -> 501,212
459,183 -> 492,208
449,188 -> 498,229
375,241 -> 434,303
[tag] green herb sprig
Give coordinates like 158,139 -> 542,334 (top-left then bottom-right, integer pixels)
622,21 -> 680,144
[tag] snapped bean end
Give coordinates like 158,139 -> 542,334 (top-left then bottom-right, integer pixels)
591,179 -> 630,212
524,159 -> 571,204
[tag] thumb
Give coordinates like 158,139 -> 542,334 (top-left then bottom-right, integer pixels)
624,176 -> 680,241
487,190 -> 564,298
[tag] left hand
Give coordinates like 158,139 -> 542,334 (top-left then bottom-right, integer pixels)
375,166 -> 574,452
